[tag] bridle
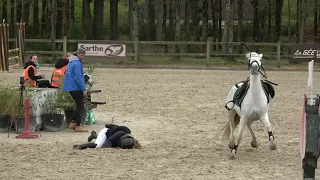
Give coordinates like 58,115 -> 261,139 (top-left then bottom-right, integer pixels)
247,57 -> 267,78
243,42 -> 277,85
243,42 -> 268,79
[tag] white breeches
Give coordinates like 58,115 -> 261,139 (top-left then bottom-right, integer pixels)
95,127 -> 109,148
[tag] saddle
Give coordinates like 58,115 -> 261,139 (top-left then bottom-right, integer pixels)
231,77 -> 276,109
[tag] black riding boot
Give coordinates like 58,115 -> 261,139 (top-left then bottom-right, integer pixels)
88,131 -> 98,142
73,142 -> 97,150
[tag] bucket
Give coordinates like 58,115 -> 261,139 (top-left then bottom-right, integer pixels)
0,115 -> 10,132
42,114 -> 65,132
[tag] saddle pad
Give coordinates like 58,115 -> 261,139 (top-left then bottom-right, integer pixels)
262,81 -> 275,99
233,79 -> 250,108
233,79 -> 275,108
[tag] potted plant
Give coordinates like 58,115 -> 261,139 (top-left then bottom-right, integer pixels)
56,91 -> 76,126
41,90 -> 65,132
0,88 -> 16,131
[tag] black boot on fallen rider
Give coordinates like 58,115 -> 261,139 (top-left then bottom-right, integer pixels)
88,131 -> 98,142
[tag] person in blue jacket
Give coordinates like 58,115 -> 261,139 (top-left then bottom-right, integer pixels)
62,48 -> 88,132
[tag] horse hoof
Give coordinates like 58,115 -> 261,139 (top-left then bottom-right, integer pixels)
229,149 -> 236,160
269,140 -> 277,150
269,143 -> 277,150
251,140 -> 258,148
228,142 -> 235,149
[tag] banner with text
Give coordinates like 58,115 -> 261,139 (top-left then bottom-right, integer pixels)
77,43 -> 126,57
291,44 -> 320,62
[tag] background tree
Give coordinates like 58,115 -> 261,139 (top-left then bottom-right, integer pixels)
93,0 -> 104,40
222,0 -> 234,56
2,0 -> 7,22
237,0 -> 244,53
274,0 -> 284,42
83,0 -> 93,39
314,0 -> 318,41
33,0 -> 39,36
110,0 -> 118,40
155,0 -> 163,41
174,0 -> 181,60
0,0 -> 317,59
147,0 -> 156,40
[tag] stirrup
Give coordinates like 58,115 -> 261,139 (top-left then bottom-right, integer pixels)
225,101 -> 234,111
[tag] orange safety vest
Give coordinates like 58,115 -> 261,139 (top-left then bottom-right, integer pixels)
51,65 -> 68,87
23,65 -> 37,87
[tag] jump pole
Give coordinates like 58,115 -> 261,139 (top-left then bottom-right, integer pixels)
16,98 -> 40,139
300,60 -> 320,180
0,22 -> 4,72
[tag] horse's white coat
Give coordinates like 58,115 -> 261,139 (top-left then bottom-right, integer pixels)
224,52 -> 276,159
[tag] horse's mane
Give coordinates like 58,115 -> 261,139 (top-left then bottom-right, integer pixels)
245,52 -> 263,59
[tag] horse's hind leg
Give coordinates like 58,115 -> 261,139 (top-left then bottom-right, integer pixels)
247,122 -> 258,148
228,110 -> 237,149
260,114 -> 277,150
230,116 -> 246,159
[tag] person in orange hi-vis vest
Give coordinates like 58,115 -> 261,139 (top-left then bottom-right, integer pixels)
50,53 -> 71,88
23,55 -> 44,87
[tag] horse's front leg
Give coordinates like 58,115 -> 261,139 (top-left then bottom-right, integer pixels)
260,113 -> 277,150
247,121 -> 258,148
230,117 -> 247,159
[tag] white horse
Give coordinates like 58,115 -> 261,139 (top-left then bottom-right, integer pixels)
221,52 -> 277,159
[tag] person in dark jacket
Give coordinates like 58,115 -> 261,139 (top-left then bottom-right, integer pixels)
73,124 -> 142,150
22,55 -> 44,87
50,53 -> 70,88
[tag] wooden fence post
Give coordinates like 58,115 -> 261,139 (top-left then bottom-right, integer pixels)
206,38 -> 210,67
0,23 -> 3,72
134,37 -> 139,63
63,36 -> 67,55
277,41 -> 281,68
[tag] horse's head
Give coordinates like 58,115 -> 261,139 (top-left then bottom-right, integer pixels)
245,52 -> 263,75
84,73 -> 93,86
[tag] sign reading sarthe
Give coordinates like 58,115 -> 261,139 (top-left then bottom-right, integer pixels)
291,44 -> 320,62
78,43 -> 126,57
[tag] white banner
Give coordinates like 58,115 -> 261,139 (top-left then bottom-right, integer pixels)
78,43 -> 126,57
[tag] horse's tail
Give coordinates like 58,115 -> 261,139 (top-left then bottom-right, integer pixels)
220,114 -> 240,140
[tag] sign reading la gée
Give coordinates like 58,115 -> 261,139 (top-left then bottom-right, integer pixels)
291,44 -> 320,62
77,43 -> 126,57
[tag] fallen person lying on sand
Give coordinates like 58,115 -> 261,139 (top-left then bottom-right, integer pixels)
73,124 -> 142,150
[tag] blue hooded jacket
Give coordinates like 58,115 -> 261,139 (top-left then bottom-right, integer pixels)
62,55 -> 86,92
